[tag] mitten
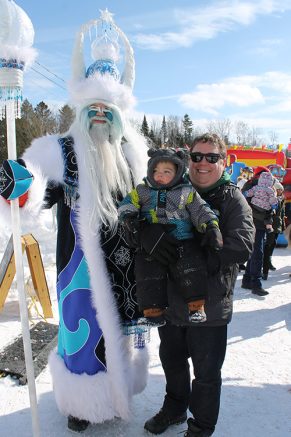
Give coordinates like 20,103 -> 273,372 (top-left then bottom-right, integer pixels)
122,212 -> 141,249
206,249 -> 221,275
201,222 -> 223,251
140,223 -> 179,265
0,159 -> 33,201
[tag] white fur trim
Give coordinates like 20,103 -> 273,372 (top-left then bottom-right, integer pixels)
49,350 -> 119,422
128,346 -> 149,395
22,135 -> 64,183
0,46 -> 37,69
122,123 -> 148,185
68,73 -> 136,111
49,342 -> 149,422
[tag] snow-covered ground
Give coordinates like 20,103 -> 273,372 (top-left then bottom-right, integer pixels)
0,209 -> 290,437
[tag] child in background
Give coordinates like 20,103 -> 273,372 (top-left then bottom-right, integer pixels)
244,171 -> 278,233
118,148 -> 223,327
237,166 -> 254,191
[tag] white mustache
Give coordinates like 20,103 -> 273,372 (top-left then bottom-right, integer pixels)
90,115 -> 108,122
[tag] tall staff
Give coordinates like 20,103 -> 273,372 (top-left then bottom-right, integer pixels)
0,1 -> 40,435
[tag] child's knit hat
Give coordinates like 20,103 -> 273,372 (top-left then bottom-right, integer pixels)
146,148 -> 186,189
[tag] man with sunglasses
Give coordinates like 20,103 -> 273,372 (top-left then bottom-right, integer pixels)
144,133 -> 255,437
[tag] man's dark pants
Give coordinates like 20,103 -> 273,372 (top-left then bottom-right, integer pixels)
158,323 -> 227,432
243,228 -> 266,288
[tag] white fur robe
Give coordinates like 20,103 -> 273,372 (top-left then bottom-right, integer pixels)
1,123 -> 149,423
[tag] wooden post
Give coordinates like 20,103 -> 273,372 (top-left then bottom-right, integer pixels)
0,234 -> 53,318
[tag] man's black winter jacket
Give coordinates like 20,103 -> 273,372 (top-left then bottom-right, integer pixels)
166,182 -> 255,326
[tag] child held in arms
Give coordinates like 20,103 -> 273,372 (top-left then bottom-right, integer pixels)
244,171 -> 278,233
118,148 -> 223,327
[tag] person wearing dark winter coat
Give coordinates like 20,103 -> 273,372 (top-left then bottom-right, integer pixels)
143,133 -> 255,437
244,171 -> 278,232
118,148 -> 223,327
262,181 -> 286,279
242,167 -> 273,296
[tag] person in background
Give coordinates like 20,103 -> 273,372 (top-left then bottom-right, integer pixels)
236,166 -> 254,191
242,167 -> 273,296
244,171 -> 278,233
262,180 -> 286,279
143,133 -> 255,437
118,147 -> 223,327
236,166 -> 254,271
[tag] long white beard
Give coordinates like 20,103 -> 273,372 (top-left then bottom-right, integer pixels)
80,121 -> 132,233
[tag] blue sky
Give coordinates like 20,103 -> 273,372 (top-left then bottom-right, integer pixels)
15,0 -> 291,145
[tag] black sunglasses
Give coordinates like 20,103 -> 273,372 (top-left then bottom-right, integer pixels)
190,152 -> 224,164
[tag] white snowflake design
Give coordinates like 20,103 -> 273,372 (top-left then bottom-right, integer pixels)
114,245 -> 131,266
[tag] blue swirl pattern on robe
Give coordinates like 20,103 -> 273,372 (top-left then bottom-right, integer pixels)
57,210 -> 106,375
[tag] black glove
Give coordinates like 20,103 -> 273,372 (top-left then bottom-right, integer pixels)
140,223 -> 179,266
206,249 -> 221,276
201,223 -> 223,251
122,212 -> 141,249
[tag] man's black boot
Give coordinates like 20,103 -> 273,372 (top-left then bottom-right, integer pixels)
184,418 -> 213,436
269,261 -> 276,271
144,409 -> 187,434
67,415 -> 89,432
252,287 -> 269,296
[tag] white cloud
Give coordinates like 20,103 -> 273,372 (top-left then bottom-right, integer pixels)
178,71 -> 291,114
134,0 -> 291,50
258,71 -> 291,93
179,81 -> 265,114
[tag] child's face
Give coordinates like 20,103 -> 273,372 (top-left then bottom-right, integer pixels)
153,161 -> 177,185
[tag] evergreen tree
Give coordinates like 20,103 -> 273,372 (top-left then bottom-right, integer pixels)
34,101 -> 57,138
58,104 -> 75,134
182,114 -> 193,145
147,128 -> 158,149
160,115 -> 167,146
167,115 -> 181,148
148,128 -> 155,142
15,99 -> 35,156
141,115 -> 149,137
0,118 -> 7,161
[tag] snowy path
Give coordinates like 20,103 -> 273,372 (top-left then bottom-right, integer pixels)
0,219 -> 290,436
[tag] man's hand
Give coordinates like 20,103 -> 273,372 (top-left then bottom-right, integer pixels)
201,223 -> 223,275
201,223 -> 223,252
140,223 -> 179,265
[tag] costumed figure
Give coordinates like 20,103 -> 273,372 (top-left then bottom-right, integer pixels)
0,9 -> 149,433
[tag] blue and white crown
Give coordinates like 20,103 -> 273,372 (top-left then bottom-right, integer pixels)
86,59 -> 120,80
69,9 -> 135,111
